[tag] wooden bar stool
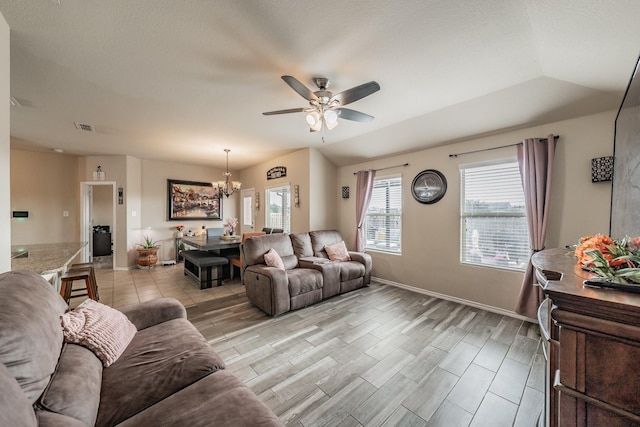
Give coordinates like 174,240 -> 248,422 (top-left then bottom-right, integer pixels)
70,262 -> 99,301
60,268 -> 97,304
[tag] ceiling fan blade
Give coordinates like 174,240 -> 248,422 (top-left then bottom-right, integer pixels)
262,108 -> 307,116
331,81 -> 380,106
281,76 -> 318,101
337,108 -> 374,122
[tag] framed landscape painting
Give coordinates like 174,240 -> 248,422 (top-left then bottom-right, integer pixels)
167,179 -> 221,220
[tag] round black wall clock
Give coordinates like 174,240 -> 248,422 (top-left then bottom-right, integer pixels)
411,169 -> 447,204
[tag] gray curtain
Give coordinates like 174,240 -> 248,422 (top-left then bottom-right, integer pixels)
515,134 -> 556,319
355,170 -> 376,252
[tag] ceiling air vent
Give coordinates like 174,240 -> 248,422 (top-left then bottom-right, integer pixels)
74,122 -> 94,132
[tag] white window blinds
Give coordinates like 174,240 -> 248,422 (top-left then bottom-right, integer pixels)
365,175 -> 402,253
460,160 -> 530,271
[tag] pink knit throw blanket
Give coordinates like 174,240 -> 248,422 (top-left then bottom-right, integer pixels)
60,299 -> 137,367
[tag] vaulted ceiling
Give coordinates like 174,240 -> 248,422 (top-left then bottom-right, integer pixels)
2,1 -> 639,169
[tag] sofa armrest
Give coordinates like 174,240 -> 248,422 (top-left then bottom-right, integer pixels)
118,297 -> 187,331
243,265 -> 290,316
348,251 -> 373,285
348,251 -> 372,268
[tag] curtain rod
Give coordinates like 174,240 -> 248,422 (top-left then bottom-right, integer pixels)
353,163 -> 409,175
448,135 -> 559,158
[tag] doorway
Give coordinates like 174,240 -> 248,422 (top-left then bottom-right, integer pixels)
240,188 -> 255,234
80,182 -> 116,269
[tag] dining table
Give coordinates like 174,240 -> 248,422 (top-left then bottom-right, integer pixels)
180,235 -> 241,251
180,235 -> 241,279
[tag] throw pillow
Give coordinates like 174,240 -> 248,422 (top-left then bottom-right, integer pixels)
60,299 -> 137,367
325,241 -> 351,262
264,248 -> 285,270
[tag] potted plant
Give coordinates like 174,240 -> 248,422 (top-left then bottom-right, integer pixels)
136,236 -> 160,268
175,225 -> 185,238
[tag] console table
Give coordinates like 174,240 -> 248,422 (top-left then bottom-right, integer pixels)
533,248 -> 640,427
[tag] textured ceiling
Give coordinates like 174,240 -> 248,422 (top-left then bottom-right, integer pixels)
1,0 -> 639,169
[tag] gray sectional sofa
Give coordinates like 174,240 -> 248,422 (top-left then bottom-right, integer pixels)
242,230 -> 373,316
0,270 -> 282,427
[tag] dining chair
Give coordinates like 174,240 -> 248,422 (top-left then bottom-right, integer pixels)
229,231 -> 266,281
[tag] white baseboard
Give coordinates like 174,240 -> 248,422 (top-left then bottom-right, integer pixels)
372,276 -> 535,323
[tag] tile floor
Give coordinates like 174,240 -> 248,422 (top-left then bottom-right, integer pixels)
81,264 -> 245,310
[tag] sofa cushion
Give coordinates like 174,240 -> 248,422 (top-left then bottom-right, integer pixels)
290,232 -> 313,257
61,299 -> 137,367
0,361 -> 37,427
264,248 -> 285,270
0,270 -> 68,403
117,370 -> 283,427
242,233 -> 294,267
287,268 -> 323,297
38,343 -> 102,426
309,230 -> 344,258
340,260 -> 366,281
325,241 -> 351,262
36,411 -> 88,427
96,317 -> 225,427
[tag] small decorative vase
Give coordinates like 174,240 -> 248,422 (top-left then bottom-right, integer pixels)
229,227 -> 234,236
176,231 -> 183,238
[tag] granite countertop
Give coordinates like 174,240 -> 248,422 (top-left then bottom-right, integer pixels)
11,242 -> 87,275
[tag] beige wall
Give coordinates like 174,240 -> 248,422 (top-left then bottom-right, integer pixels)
0,12 -> 9,272
125,156 -> 142,267
240,148 -> 310,233
337,110 -> 615,313
140,158 -> 238,261
11,150 -> 80,245
309,149 -> 338,230
239,148 -> 337,233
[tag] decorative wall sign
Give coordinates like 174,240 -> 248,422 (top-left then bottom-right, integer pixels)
591,156 -> 614,182
167,179 -> 221,221
267,166 -> 287,180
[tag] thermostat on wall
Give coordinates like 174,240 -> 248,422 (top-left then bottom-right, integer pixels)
12,211 -> 29,218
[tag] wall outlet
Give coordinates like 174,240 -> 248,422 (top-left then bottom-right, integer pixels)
131,211 -> 137,217
63,210 -> 69,217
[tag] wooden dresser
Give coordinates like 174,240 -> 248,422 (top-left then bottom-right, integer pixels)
533,248 -> 640,427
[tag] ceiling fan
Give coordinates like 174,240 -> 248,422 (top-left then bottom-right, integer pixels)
263,75 -> 380,132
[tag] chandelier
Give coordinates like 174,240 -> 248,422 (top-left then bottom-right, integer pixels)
213,149 -> 241,198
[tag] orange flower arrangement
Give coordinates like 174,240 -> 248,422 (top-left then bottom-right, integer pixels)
575,234 -> 640,284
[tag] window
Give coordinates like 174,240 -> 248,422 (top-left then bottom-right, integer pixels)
460,160 -> 530,271
365,175 -> 402,253
265,185 -> 290,233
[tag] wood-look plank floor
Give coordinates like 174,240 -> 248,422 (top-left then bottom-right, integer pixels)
186,282 -> 544,427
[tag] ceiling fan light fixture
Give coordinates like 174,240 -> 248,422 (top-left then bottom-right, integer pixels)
310,120 -> 322,132
324,109 -> 338,124
306,111 -> 321,126
325,120 -> 338,130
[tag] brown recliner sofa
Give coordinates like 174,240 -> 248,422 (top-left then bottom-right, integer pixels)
0,270 -> 282,427
242,230 -> 372,316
